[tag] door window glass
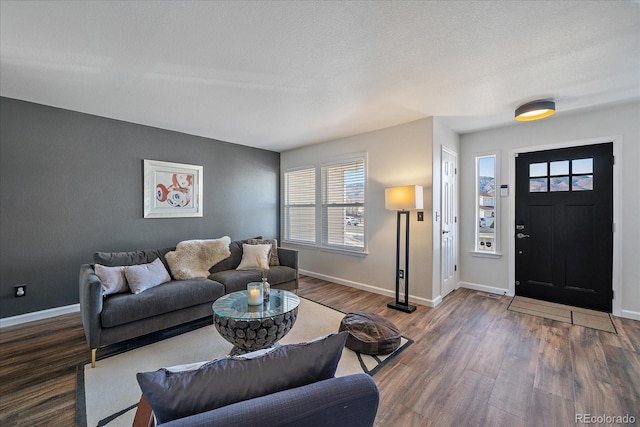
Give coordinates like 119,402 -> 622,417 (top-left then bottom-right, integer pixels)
528,158 -> 593,192
572,158 -> 593,174
550,176 -> 570,192
550,160 -> 569,176
572,158 -> 593,191
529,163 -> 547,177
572,175 -> 593,191
530,178 -> 548,192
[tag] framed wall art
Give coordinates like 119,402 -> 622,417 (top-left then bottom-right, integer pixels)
143,159 -> 203,218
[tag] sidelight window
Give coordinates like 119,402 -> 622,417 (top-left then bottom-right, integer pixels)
476,154 -> 498,253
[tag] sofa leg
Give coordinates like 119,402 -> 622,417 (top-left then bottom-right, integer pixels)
91,348 -> 97,368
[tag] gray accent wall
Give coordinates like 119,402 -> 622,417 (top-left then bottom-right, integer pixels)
0,97 -> 280,318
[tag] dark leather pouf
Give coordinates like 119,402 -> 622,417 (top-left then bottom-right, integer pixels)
339,311 -> 401,355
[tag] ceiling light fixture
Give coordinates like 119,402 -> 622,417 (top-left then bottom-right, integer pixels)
515,100 -> 556,122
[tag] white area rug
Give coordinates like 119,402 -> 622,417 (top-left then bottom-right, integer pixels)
78,298 -> 411,427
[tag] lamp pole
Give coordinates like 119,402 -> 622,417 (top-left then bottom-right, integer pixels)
387,210 -> 416,313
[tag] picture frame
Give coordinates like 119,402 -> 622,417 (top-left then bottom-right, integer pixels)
143,159 -> 203,218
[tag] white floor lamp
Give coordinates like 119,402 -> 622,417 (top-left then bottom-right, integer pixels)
385,185 -> 423,313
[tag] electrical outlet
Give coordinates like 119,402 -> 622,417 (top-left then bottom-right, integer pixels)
15,285 -> 27,297
398,270 -> 404,279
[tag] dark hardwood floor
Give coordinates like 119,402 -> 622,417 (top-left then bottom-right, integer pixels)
1,276 -> 639,426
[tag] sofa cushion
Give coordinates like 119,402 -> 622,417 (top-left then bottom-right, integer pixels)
209,266 -> 296,294
101,279 -> 224,328
136,332 -> 348,424
165,237 -> 231,280
125,257 -> 172,294
94,264 -> 128,296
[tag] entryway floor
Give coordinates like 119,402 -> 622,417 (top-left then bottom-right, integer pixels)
508,296 -> 616,333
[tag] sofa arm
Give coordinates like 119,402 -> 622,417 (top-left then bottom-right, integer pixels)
277,247 -> 298,290
277,247 -> 298,271
79,264 -> 104,351
162,373 -> 379,427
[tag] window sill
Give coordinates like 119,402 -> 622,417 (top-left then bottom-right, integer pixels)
283,241 -> 368,258
470,251 -> 502,259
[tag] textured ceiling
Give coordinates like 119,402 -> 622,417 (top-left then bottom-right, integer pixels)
1,1 -> 638,152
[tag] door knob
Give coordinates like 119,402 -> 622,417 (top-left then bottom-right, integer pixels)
516,232 -> 530,239
443,230 -> 450,234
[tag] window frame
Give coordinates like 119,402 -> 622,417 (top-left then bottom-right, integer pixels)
282,166 -> 317,245
282,153 -> 367,255
320,155 -> 367,253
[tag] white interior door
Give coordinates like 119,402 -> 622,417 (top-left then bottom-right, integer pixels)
441,148 -> 458,297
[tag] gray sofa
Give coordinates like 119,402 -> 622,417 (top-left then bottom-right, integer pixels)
134,374 -> 380,427
133,332 -> 379,427
79,238 -> 298,367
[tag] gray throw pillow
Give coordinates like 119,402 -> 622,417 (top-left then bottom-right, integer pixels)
94,264 -> 128,296
136,331 -> 348,424
124,257 -> 171,294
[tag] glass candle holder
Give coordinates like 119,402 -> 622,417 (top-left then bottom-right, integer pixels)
247,283 -> 263,306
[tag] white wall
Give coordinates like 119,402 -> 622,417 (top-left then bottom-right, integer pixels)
281,118 -> 438,306
459,101 -> 640,319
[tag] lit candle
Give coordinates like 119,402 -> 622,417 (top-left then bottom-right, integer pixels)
247,283 -> 262,305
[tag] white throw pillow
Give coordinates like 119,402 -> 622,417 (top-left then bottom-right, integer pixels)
247,238 -> 280,266
236,244 -> 272,271
94,264 -> 128,296
125,257 -> 171,294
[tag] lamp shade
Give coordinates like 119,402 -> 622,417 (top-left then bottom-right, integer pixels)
515,100 -> 556,122
385,185 -> 424,211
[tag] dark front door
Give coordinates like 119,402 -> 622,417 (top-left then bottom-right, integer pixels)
515,143 -> 613,312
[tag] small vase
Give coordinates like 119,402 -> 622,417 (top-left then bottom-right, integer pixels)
262,278 -> 270,304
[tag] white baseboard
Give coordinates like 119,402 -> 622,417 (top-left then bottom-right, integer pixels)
620,309 -> 640,321
301,270 -> 443,308
458,281 -> 511,297
0,304 -> 80,328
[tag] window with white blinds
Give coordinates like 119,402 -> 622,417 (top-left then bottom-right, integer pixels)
283,155 -> 366,253
283,168 -> 316,244
322,159 -> 365,251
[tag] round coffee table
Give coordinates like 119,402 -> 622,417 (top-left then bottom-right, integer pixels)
212,289 -> 300,355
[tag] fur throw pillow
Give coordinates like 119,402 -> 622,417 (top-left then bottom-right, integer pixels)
165,236 -> 231,280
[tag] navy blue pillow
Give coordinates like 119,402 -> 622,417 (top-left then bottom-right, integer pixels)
136,332 -> 348,424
